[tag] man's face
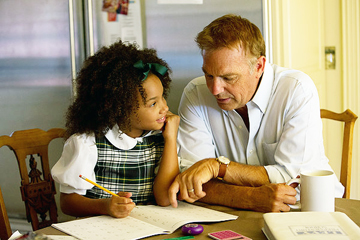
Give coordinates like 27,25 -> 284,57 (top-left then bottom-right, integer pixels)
202,47 -> 263,111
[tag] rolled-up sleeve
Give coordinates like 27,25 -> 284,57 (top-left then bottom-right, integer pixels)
51,134 -> 98,195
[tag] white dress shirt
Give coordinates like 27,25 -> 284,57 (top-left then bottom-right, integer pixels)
177,63 -> 344,197
51,125 -> 162,195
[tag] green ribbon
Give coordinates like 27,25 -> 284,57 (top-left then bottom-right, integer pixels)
133,60 -> 168,81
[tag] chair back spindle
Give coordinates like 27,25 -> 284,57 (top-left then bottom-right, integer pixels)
321,109 -> 358,199
0,186 -> 12,240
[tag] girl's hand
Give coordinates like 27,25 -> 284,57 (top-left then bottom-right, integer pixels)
106,192 -> 136,218
162,111 -> 180,141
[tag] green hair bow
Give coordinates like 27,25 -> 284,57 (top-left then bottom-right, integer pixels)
133,60 -> 168,81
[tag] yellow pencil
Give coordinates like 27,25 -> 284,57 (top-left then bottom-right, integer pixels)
79,175 -> 118,197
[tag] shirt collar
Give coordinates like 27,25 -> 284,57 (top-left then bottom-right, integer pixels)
104,124 -> 161,150
250,62 -> 274,113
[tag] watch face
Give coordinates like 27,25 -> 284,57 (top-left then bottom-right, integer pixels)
218,156 -> 230,164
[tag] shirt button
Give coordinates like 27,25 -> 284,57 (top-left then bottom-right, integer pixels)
239,125 -> 243,129
249,149 -> 254,154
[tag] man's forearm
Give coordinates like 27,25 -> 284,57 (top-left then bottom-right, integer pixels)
223,161 -> 270,187
199,179 -> 297,212
200,179 -> 258,210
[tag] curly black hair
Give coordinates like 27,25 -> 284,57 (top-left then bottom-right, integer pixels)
65,40 -> 172,139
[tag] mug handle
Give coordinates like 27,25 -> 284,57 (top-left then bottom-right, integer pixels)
286,178 -> 301,209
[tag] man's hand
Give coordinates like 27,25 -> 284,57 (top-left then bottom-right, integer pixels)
168,158 -> 218,207
249,183 -> 298,212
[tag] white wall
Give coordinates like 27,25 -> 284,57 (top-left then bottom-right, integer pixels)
340,0 -> 360,200
266,0 -> 359,199
322,0 -> 345,193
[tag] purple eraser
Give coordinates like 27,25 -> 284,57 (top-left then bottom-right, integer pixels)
181,223 -> 204,235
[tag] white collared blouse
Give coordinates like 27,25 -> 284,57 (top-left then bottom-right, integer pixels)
51,125 -> 162,195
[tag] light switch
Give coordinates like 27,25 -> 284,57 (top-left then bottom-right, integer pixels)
325,46 -> 336,69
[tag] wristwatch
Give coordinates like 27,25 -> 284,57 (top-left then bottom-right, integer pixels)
216,156 -> 230,180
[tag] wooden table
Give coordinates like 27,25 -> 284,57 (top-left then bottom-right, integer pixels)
36,198 -> 360,239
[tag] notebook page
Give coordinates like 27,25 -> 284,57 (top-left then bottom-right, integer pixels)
131,201 -> 238,232
52,215 -> 166,240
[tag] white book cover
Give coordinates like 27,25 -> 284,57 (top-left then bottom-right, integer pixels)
52,201 -> 238,240
263,212 -> 360,240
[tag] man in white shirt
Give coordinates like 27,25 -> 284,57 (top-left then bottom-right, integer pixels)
168,14 -> 344,212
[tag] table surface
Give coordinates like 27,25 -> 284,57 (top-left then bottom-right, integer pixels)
36,198 -> 360,240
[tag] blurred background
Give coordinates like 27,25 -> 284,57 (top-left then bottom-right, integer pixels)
0,0 -> 263,231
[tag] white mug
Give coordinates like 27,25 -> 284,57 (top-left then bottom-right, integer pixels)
287,170 -> 335,212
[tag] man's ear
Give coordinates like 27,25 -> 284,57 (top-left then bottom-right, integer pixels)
254,56 -> 266,78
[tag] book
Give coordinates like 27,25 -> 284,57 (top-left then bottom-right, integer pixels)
262,212 -> 360,240
52,201 -> 238,240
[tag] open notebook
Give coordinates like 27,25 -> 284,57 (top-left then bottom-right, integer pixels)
52,201 -> 238,240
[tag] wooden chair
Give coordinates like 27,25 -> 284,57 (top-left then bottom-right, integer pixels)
320,109 -> 358,199
0,186 -> 12,240
0,128 -> 65,231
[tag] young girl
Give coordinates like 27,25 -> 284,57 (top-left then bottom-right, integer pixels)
51,40 -> 179,218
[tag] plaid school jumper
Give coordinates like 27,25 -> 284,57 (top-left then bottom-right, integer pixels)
85,133 -> 164,204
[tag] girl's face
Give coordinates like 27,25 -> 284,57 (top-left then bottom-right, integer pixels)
126,73 -> 169,138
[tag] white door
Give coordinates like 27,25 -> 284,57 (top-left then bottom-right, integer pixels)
268,0 -> 327,106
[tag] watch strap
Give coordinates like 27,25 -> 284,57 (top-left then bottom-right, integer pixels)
217,163 -> 228,179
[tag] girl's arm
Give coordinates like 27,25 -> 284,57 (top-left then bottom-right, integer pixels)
60,192 -> 135,218
153,111 -> 180,206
